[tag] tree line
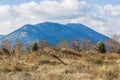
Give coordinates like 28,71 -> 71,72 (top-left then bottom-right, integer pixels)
0,35 -> 120,55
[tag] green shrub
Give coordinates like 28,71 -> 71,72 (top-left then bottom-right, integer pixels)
32,42 -> 38,51
97,41 -> 106,53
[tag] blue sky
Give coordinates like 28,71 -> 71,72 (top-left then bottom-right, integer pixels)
0,0 -> 120,37
0,0 -> 39,5
1,0 -> 119,6
81,0 -> 120,5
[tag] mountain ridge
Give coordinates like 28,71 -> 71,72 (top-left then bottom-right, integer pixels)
1,22 -> 109,45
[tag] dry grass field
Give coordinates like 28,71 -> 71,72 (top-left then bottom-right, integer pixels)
0,47 -> 120,80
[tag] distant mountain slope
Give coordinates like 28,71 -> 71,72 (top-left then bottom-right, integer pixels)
0,35 -> 4,40
66,23 -> 109,43
2,22 -> 109,45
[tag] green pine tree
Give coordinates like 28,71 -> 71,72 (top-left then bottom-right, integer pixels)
97,41 -> 106,53
32,42 -> 38,51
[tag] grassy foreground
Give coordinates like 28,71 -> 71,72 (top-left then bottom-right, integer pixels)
0,47 -> 120,80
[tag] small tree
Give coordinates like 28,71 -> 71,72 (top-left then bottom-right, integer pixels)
26,43 -> 32,52
106,35 -> 120,53
71,38 -> 81,51
14,39 -> 23,58
81,39 -> 93,51
97,41 -> 106,53
1,40 -> 12,55
32,42 -> 38,51
38,39 -> 50,50
58,39 -> 70,49
38,39 -> 49,50
15,39 -> 23,52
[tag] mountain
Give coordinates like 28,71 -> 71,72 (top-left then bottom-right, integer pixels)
2,22 -> 109,46
0,35 -> 4,40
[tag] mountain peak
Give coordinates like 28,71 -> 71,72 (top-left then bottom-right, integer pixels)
35,22 -> 63,26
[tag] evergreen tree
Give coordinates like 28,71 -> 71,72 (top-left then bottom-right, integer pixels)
97,41 -> 106,53
32,42 -> 38,51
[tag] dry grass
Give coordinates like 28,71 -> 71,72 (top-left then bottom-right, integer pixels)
0,48 -> 120,80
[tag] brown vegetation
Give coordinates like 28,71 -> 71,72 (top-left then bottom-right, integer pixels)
0,37 -> 120,80
0,46 -> 120,80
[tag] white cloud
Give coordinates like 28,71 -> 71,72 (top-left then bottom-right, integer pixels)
70,14 -> 110,36
0,0 -> 119,38
15,0 -> 89,19
0,0 -> 90,35
96,4 -> 120,16
0,5 -> 10,17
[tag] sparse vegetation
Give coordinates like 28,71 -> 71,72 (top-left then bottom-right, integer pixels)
71,38 -> 81,51
0,38 -> 120,80
106,34 -> 120,53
